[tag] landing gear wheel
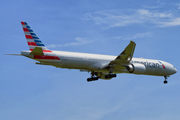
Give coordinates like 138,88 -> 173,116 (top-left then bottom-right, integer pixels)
87,78 -> 92,82
113,74 -> 117,77
105,73 -> 117,79
164,80 -> 168,84
87,77 -> 99,82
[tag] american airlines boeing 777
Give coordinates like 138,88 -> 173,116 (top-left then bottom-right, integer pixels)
8,22 -> 177,84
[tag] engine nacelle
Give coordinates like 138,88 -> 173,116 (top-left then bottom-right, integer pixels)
95,72 -> 112,80
126,63 -> 146,74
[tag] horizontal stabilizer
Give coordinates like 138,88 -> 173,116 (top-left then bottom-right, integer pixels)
30,47 -> 44,56
5,54 -> 22,56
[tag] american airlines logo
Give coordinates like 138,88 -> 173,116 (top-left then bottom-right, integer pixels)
158,61 -> 166,69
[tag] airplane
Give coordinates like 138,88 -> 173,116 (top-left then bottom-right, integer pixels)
7,22 -> 177,84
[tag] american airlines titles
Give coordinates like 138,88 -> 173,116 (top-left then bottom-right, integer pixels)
131,60 -> 160,68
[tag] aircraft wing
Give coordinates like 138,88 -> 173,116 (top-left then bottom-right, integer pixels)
101,41 -> 136,72
110,41 -> 136,65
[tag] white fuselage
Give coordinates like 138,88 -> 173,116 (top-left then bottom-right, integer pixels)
19,22 -> 177,83
21,50 -> 177,77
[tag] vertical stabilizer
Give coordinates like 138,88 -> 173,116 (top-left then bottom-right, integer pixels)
21,22 -> 52,52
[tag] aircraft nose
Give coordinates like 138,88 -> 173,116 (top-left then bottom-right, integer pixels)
161,62 -> 177,75
173,67 -> 177,74
166,63 -> 177,75
169,66 -> 177,75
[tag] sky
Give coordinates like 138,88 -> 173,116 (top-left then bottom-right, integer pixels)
1,0 -> 180,120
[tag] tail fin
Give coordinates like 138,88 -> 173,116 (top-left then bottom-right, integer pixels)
21,21 -> 52,52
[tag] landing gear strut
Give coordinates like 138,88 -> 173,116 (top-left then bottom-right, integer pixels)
164,76 -> 168,84
87,72 -> 99,82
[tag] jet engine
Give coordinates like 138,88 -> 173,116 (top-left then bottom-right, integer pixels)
126,63 -> 146,74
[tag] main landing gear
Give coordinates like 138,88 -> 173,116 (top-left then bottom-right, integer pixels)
164,76 -> 168,84
105,73 -> 117,79
87,72 -> 117,82
87,72 -> 99,82
87,77 -> 99,82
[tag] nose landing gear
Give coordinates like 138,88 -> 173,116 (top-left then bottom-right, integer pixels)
164,76 -> 168,84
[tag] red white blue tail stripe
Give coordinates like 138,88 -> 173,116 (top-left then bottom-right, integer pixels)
21,21 -> 52,52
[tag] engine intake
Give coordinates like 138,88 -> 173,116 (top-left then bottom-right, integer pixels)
126,63 -> 146,74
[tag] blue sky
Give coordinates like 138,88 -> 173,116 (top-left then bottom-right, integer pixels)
1,0 -> 180,120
